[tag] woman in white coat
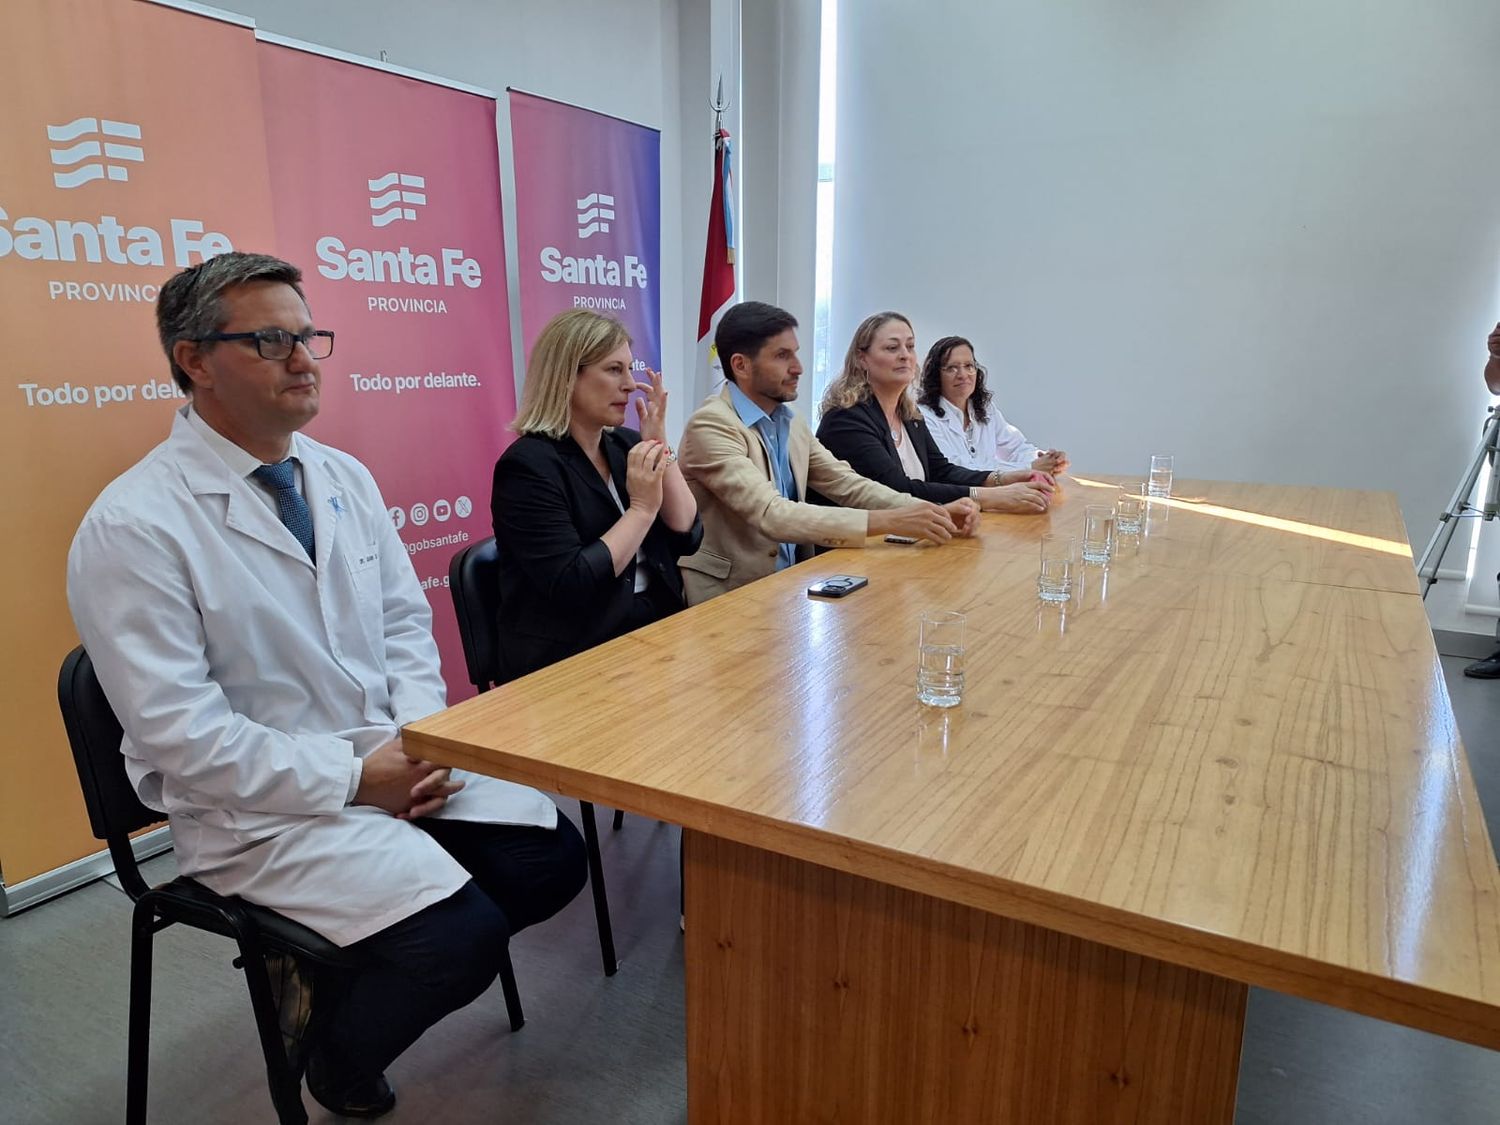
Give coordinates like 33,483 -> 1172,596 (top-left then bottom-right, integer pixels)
916,335 -> 1069,476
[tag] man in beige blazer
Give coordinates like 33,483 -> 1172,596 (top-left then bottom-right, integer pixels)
678,301 -> 977,604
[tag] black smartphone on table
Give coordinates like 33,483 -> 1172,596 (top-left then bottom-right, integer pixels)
807,575 -> 869,599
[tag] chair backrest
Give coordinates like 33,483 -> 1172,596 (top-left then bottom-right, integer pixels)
449,536 -> 501,692
57,645 -> 160,899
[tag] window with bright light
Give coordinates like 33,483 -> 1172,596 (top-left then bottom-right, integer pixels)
810,0 -> 838,408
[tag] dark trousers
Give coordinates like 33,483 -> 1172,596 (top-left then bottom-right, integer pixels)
319,812 -> 587,1084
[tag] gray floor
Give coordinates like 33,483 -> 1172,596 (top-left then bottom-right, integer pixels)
2,655 -> 1498,1123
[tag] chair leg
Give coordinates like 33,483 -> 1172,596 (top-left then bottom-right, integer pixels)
237,935 -> 309,1125
578,800 -> 618,976
497,947 -> 525,1032
612,808 -> 624,831
126,902 -> 155,1125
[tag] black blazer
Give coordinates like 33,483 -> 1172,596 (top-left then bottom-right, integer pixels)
491,428 -> 703,681
814,397 -> 988,504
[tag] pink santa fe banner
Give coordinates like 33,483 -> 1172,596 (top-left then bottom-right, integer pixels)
256,35 -> 519,703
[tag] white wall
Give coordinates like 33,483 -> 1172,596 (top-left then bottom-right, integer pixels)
225,0 -> 673,121
828,0 -> 1500,533
739,0 -> 820,352
197,0 -> 710,442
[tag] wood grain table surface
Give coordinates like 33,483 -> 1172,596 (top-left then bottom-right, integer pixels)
987,474 -> 1420,595
405,476 -> 1500,1051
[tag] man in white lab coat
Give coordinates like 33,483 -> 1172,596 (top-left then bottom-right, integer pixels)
67,252 -> 586,1117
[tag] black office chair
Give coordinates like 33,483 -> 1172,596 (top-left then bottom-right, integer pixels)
57,645 -> 524,1125
449,536 -> 620,976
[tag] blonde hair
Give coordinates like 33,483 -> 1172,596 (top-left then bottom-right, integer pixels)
820,311 -> 919,421
512,310 -> 632,438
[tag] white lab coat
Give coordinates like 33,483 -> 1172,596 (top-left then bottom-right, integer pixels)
67,407 -> 555,946
919,398 -> 1043,473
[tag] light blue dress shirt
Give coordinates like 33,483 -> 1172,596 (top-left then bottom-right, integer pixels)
727,381 -> 799,571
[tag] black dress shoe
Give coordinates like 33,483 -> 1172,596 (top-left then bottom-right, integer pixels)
306,1054 -> 397,1119
1463,649 -> 1500,679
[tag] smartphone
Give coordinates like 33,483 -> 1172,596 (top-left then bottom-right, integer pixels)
884,534 -> 919,545
807,575 -> 869,599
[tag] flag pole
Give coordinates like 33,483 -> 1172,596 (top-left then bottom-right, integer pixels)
698,74 -> 737,393
710,73 -> 727,134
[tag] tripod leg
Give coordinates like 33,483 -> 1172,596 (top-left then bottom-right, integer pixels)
1483,422 -> 1500,520
1421,510 -> 1473,598
1417,412 -> 1500,592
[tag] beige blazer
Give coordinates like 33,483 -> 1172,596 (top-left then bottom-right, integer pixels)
677,386 -> 912,604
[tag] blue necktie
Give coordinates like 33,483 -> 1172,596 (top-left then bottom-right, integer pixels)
251,460 -> 315,560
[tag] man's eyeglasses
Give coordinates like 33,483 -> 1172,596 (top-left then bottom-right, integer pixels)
195,327 -> 335,361
941,362 -> 978,376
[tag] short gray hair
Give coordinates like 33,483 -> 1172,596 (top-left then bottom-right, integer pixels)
156,252 -> 308,392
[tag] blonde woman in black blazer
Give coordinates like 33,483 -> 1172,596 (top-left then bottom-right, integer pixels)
815,312 -> 1053,513
491,310 -> 701,682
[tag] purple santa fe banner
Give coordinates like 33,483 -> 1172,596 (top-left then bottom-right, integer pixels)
509,91 -> 662,392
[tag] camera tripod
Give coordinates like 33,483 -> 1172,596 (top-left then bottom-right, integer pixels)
1417,405 -> 1500,599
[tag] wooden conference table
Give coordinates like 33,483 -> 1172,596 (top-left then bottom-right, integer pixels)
403,476 -> 1500,1124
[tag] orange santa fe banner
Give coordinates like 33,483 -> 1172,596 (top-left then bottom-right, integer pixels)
0,0 -> 278,890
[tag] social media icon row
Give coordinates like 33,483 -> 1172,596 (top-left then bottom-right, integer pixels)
388,495 -> 473,530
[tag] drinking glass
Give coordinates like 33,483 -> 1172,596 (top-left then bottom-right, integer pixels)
1082,504 -> 1115,564
917,611 -> 965,708
1115,484 -> 1146,536
1038,534 -> 1075,603
1149,454 -> 1174,498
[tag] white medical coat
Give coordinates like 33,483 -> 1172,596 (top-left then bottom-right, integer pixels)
67,407 -> 555,946
919,399 -> 1043,473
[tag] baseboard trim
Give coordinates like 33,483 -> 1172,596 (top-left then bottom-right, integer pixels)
0,827 -> 173,917
1433,629 -> 1499,661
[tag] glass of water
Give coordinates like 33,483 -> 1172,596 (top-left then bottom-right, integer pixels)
1149,454 -> 1174,498
1115,484 -> 1146,536
1082,504 -> 1115,564
1038,534 -> 1075,603
917,611 -> 965,708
